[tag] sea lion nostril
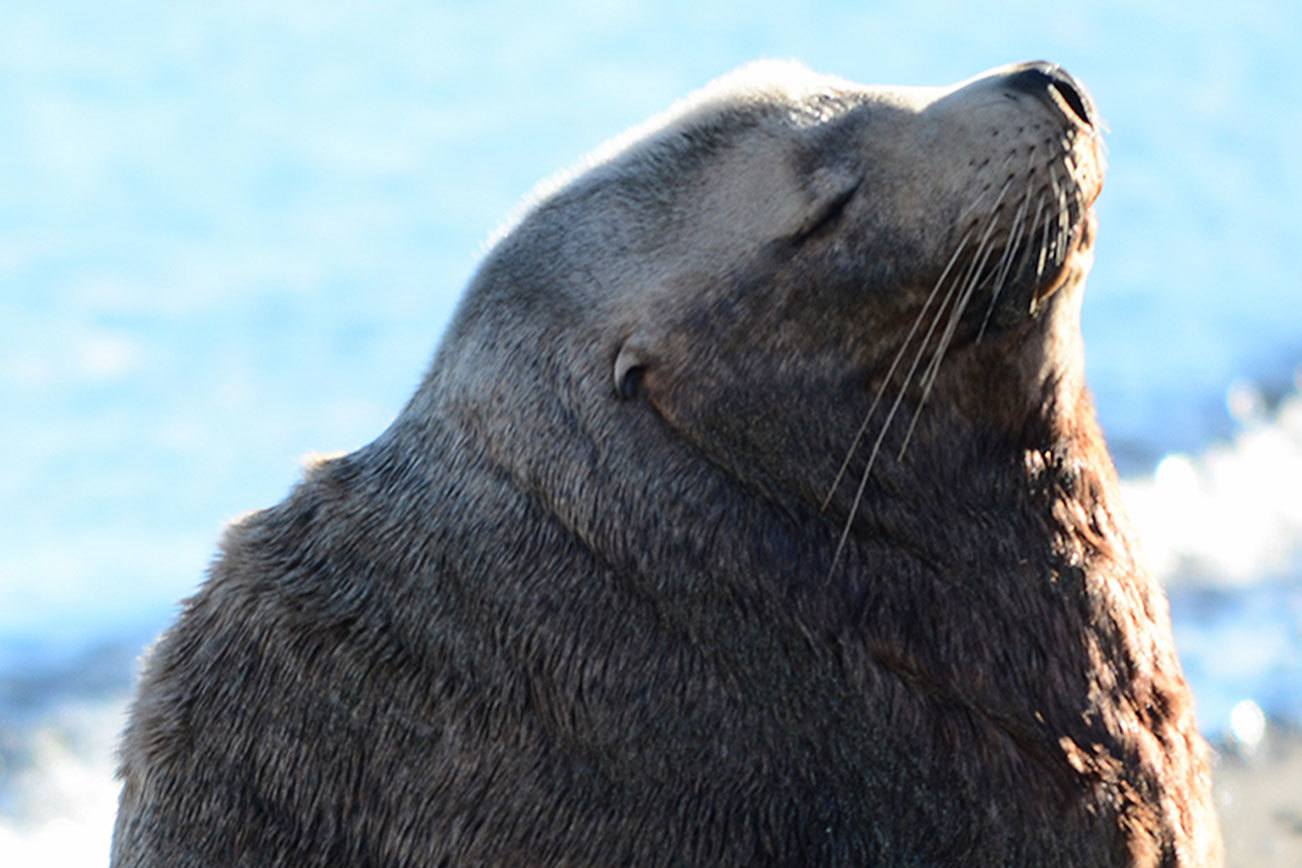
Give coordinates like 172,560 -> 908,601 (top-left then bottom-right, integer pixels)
1005,62 -> 1096,128
1048,77 -> 1093,128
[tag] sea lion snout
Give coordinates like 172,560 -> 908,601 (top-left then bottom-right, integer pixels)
887,63 -> 1106,336
1001,60 -> 1098,130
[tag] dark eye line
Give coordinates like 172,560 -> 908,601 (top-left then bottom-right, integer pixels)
792,180 -> 861,244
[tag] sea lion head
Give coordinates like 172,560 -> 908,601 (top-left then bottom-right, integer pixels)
430,59 -> 1105,550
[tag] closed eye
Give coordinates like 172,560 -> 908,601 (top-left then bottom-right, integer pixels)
792,179 -> 861,243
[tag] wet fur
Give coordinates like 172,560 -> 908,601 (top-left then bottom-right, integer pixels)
113,62 -> 1220,866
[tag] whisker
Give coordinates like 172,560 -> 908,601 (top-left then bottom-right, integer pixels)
824,235 -> 974,571
977,161 -> 1038,341
1032,193 -> 1051,282
955,185 -> 996,226
828,147 -> 1072,577
824,210 -> 994,574
912,174 -> 1015,387
1050,167 -> 1070,264
821,228 -> 974,511
897,222 -> 999,459
976,223 -> 1024,343
826,160 -> 1018,569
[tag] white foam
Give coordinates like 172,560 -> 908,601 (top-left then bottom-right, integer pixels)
1119,382 -> 1302,736
0,701 -> 124,867
1121,384 -> 1302,585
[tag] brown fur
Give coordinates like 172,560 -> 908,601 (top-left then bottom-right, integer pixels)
112,61 -> 1221,866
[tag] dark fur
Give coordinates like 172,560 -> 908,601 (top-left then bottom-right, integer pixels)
113,63 -> 1220,866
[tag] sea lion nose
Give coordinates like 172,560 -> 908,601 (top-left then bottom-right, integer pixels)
1004,61 -> 1097,129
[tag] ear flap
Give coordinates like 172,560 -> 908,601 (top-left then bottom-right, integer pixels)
614,340 -> 649,400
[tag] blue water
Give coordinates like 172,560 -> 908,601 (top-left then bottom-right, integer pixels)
1,0 -> 1299,775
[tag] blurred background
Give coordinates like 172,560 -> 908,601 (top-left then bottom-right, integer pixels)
1,1 -> 1299,863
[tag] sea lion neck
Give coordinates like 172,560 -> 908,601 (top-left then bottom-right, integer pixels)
929,276 -> 1090,446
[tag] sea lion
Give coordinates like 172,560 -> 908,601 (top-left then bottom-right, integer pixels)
111,60 -> 1221,866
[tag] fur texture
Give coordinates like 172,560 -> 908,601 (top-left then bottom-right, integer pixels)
112,61 -> 1221,866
